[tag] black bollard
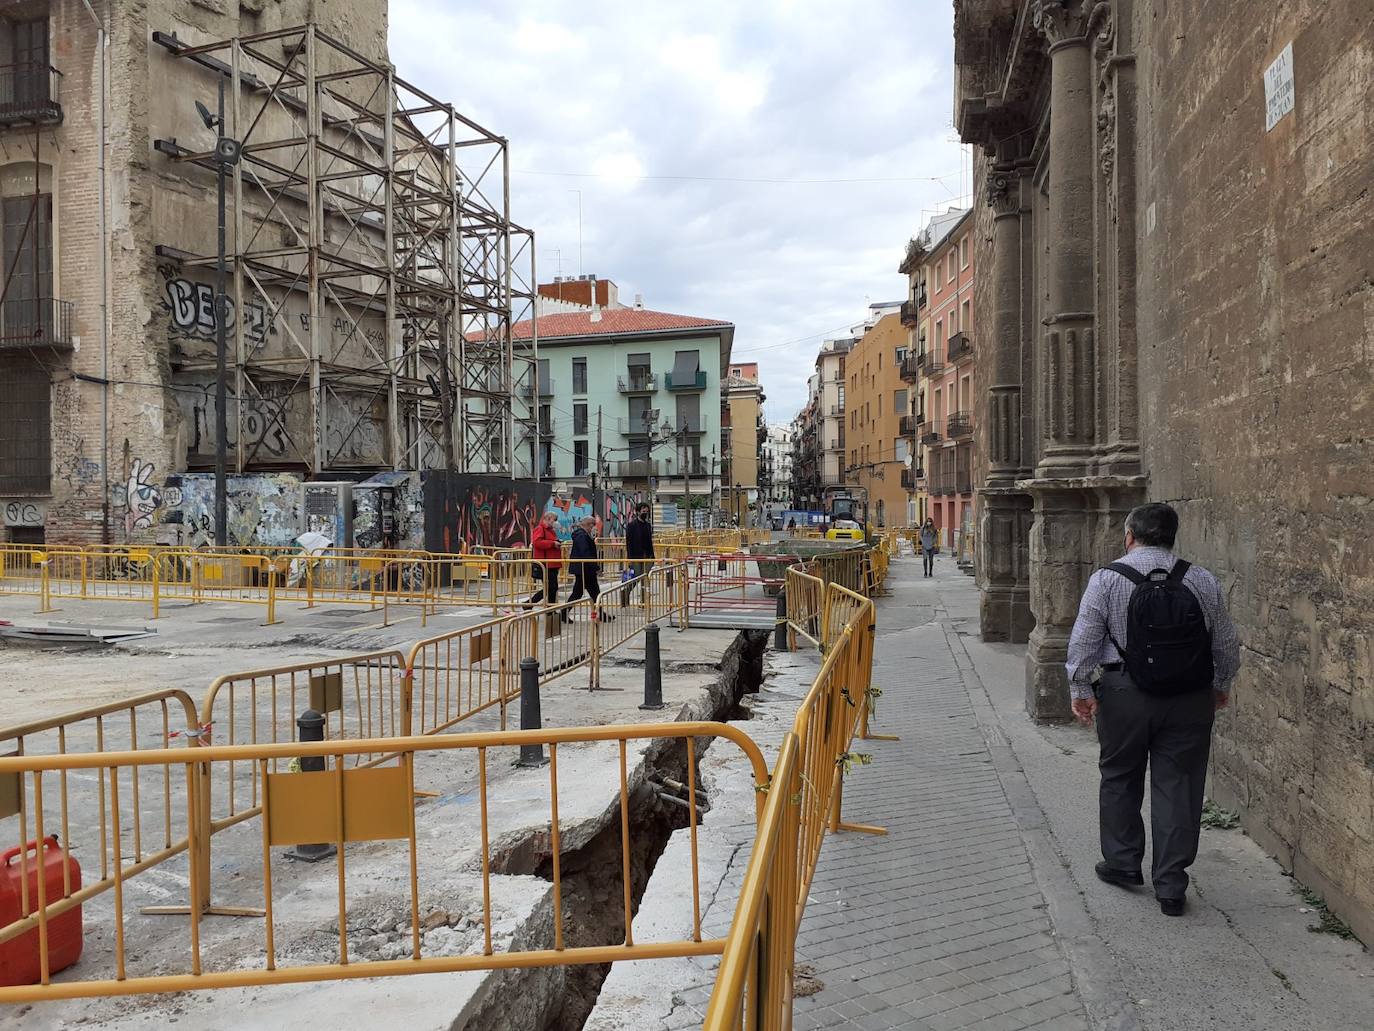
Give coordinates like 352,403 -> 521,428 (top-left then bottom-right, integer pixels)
516,657 -> 548,767
774,588 -> 789,652
639,624 -> 665,710
285,709 -> 337,863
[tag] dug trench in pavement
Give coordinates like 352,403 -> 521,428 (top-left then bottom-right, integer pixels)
1,626 -> 778,1031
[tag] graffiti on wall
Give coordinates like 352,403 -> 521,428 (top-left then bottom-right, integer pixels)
602,489 -> 644,538
423,472 -> 551,554
160,266 -> 272,351
354,471 -> 423,550
543,493 -> 596,539
1,500 -> 46,527
160,473 -> 303,548
110,460 -> 175,538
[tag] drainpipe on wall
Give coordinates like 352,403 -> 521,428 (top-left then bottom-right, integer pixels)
78,0 -> 110,543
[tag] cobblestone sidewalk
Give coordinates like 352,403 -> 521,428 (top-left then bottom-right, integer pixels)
791,557 -> 1089,1031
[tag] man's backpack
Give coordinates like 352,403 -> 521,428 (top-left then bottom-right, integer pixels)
1105,561 -> 1215,695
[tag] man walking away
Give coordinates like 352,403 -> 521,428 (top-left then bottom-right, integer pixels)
567,516 -> 609,618
1066,502 -> 1240,916
527,510 -> 563,610
622,503 -> 655,605
919,518 -> 938,578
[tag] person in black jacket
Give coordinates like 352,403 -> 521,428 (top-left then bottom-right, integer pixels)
621,503 -> 655,605
566,516 -> 605,615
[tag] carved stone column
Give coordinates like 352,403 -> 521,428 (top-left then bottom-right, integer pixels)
1022,0 -> 1101,717
979,161 -> 1034,642
1034,0 -> 1096,476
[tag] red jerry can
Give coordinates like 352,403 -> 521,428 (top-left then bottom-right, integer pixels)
0,835 -> 83,986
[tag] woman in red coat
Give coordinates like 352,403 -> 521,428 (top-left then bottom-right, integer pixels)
528,510 -> 562,607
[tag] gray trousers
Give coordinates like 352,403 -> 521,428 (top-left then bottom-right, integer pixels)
1095,670 -> 1215,899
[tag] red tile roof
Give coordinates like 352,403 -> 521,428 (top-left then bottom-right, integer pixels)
512,307 -> 732,341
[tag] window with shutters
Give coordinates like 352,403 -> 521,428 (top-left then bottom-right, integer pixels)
0,354 -> 49,491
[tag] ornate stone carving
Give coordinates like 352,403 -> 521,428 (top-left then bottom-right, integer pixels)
1098,82 -> 1117,224
1031,0 -> 1090,47
986,169 -> 1018,217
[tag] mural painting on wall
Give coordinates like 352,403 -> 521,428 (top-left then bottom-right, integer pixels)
422,473 -> 551,554
110,460 -> 179,539
602,489 -> 643,538
159,473 -> 304,548
544,493 -> 596,539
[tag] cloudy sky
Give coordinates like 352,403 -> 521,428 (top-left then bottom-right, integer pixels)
390,0 -> 969,423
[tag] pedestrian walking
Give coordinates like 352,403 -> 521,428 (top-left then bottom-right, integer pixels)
526,510 -> 562,609
567,516 -> 609,617
1066,502 -> 1240,916
621,503 -> 655,605
919,518 -> 938,577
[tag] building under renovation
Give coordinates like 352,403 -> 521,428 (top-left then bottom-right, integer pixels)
0,0 -> 536,546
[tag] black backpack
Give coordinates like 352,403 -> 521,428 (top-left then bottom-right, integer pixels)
1105,561 -> 1215,695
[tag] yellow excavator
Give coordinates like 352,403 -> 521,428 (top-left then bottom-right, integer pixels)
823,486 -> 871,543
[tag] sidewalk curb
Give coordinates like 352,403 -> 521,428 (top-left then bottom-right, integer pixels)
948,623 -> 1143,1031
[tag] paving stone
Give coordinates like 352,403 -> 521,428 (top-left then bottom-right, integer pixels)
791,563 -> 1090,1028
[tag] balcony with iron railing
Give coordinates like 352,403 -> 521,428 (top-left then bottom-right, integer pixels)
617,371 -> 658,393
0,65 -> 62,127
947,412 -> 973,439
899,354 -> 921,382
916,283 -> 928,309
0,297 -> 74,350
899,300 -> 918,327
919,422 -> 941,446
957,478 -> 974,495
919,351 -> 945,377
898,414 -> 918,436
520,377 -> 555,397
664,370 -> 706,390
947,331 -> 973,364
900,467 -> 919,490
665,457 -> 710,477
617,459 -> 657,478
829,404 -> 843,416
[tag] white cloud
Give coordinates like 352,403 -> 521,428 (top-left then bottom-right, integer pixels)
388,0 -> 966,420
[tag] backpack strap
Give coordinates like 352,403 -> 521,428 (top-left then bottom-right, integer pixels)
1105,562 -> 1146,585
1167,559 -> 1191,581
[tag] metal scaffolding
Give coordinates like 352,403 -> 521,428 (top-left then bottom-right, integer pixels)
152,23 -> 536,477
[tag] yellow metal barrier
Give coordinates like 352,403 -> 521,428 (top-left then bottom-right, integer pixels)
0,690 -> 204,948
784,566 -> 824,649
0,722 -> 769,1002
705,584 -> 881,1028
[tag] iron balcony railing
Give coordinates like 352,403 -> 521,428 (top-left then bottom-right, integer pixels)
957,478 -> 974,494
917,284 -> 928,308
900,468 -> 919,490
0,64 -> 63,126
947,412 -> 973,439
668,457 -> 709,476
671,415 -> 706,434
947,331 -> 973,363
898,354 -> 921,382
919,422 -> 941,446
899,300 -> 919,327
617,372 -> 658,393
520,377 -> 555,397
617,459 -> 657,478
664,370 -> 706,390
0,297 -> 74,350
919,351 -> 945,376
829,404 -> 844,416
898,414 -> 918,436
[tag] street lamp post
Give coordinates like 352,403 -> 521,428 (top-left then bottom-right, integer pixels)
196,79 -> 240,547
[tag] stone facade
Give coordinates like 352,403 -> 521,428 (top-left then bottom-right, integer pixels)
955,0 -> 1374,940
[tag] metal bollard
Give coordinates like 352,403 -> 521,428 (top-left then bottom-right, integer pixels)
286,708 -> 337,863
640,624 -> 666,710
516,657 -> 548,767
774,588 -> 789,652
